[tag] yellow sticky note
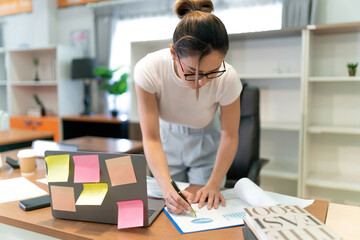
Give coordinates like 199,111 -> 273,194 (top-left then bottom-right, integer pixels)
45,154 -> 70,182
75,183 -> 108,205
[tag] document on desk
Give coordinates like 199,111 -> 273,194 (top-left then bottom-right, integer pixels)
164,177 -> 314,234
0,177 -> 48,204
164,198 -> 248,234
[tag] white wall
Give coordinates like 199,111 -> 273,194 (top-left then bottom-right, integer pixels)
55,5 -> 95,57
2,0 -> 95,57
315,0 -> 360,25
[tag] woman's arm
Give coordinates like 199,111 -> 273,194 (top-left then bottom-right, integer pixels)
135,83 -> 193,214
194,96 -> 241,209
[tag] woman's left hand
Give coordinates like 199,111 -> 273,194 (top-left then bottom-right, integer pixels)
193,184 -> 226,210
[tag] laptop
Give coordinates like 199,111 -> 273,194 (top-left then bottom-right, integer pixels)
44,150 -> 165,228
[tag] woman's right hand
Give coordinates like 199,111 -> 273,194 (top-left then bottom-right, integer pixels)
163,188 -> 194,215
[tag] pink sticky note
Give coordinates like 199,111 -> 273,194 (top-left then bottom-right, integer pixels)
73,155 -> 100,183
117,200 -> 144,229
105,156 -> 137,186
50,185 -> 76,212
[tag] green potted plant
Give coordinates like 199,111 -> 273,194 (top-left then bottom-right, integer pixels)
93,66 -> 128,117
347,62 -> 358,77
33,57 -> 40,81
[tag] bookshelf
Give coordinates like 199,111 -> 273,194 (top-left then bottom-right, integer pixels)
226,29 -> 305,196
130,22 -> 360,204
302,22 -> 360,205
0,47 -> 7,116
7,45 -> 83,141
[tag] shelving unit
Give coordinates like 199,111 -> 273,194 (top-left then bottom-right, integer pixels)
0,47 -> 7,115
7,45 -> 83,141
130,22 -> 360,204
130,29 -> 305,197
227,29 -> 305,196
302,22 -> 360,205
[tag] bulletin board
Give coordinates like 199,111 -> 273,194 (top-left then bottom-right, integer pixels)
0,0 -> 32,16
44,150 -> 149,228
58,0 -> 106,8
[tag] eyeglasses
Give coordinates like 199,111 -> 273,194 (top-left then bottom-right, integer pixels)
177,53 -> 226,81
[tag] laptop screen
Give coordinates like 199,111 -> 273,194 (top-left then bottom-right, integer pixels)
44,150 -> 151,228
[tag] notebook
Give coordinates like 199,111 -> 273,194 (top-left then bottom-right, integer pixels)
44,150 -> 165,228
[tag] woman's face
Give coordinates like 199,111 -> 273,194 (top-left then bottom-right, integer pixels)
172,47 -> 225,89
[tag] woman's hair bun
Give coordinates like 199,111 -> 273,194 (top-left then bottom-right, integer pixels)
174,0 -> 214,19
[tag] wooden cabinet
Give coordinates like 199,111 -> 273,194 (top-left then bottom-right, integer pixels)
10,116 -> 60,142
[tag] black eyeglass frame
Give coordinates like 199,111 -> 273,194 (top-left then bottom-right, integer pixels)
176,53 -> 226,81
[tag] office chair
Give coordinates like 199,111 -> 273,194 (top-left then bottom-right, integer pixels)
225,82 -> 269,188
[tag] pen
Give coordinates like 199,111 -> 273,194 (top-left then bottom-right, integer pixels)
170,179 -> 197,217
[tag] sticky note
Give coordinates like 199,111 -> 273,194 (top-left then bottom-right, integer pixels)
50,185 -> 76,212
45,154 -> 70,182
75,183 -> 108,205
117,200 -> 144,229
73,155 -> 100,183
105,156 -> 137,186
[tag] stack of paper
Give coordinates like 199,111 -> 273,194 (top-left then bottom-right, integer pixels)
0,177 -> 48,204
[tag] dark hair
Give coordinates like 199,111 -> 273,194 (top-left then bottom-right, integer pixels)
173,0 -> 229,59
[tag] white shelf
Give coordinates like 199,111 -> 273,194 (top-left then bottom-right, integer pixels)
309,76 -> 360,82
262,122 -> 300,131
307,125 -> 360,135
11,81 -> 57,86
240,73 -> 301,79
260,161 -> 298,180
306,172 -> 360,192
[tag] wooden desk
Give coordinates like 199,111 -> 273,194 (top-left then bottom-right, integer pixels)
0,129 -> 54,152
0,148 -> 330,240
62,115 -> 129,140
62,136 -> 143,154
326,203 -> 360,240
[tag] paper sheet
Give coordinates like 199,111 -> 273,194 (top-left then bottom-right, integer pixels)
0,177 -> 48,204
147,176 -> 190,198
105,156 -> 137,186
73,155 -> 100,183
164,199 -> 247,234
36,178 -> 48,185
117,200 -> 144,229
164,177 -> 315,234
50,185 -> 76,212
221,178 -> 314,209
45,154 -> 70,182
75,183 -> 108,205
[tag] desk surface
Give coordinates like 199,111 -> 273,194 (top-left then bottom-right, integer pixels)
0,129 -> 54,146
62,136 -> 143,154
62,114 -> 127,124
0,149 -> 330,240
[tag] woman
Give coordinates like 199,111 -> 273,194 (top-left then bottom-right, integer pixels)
134,0 -> 242,215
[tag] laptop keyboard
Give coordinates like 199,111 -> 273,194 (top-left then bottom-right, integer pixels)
148,209 -> 156,218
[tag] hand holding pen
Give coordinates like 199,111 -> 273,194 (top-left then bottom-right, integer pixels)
170,179 -> 197,217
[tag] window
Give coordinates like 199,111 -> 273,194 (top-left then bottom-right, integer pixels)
109,2 -> 282,117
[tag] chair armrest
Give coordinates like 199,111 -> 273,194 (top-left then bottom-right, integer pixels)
248,158 -> 269,185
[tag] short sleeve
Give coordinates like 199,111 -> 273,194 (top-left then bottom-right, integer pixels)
134,53 -> 159,94
216,64 -> 242,106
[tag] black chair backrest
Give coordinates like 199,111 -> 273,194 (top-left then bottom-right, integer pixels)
226,82 -> 260,181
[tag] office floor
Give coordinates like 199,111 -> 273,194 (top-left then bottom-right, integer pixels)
0,223 -> 59,240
